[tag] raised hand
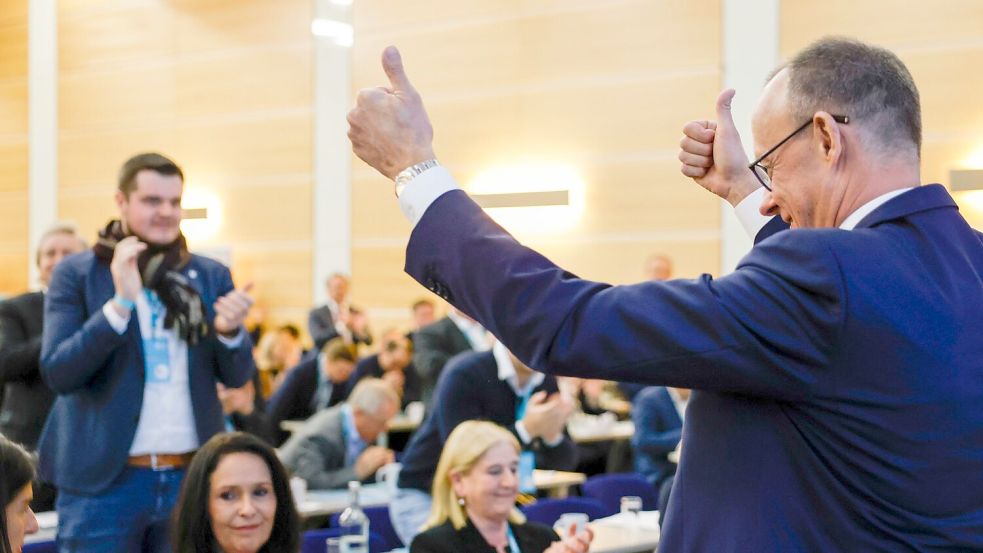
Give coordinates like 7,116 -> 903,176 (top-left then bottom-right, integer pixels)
347,46 -> 436,180
679,89 -> 760,206
110,236 -> 147,313
214,283 -> 255,337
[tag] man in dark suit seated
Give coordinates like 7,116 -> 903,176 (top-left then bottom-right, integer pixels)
308,273 -> 373,350
348,38 -> 983,550
278,378 -> 398,489
0,222 -> 87,511
346,328 -> 421,409
216,375 -> 274,444
389,343 -> 577,546
631,386 -> 685,490
412,307 -> 488,406
267,337 -> 356,445
39,152 -> 256,552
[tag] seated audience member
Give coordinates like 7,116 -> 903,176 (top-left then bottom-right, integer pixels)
267,337 -> 356,445
410,421 -> 591,553
410,298 -> 436,333
308,273 -> 372,350
346,329 -> 421,409
643,252 -> 673,282
217,377 -> 274,444
632,386 -> 687,491
254,324 -> 305,398
391,343 -> 577,545
171,432 -> 300,553
0,223 -> 86,513
413,308 -> 489,406
1,436 -> 40,553
279,379 -> 398,489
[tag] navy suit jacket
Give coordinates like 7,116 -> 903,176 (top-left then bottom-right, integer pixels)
631,386 -> 682,488
0,291 -> 53,449
266,355 -> 350,445
38,250 -> 255,495
403,185 -> 983,551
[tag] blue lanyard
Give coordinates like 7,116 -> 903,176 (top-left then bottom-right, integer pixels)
506,525 -> 521,553
145,290 -> 163,335
515,387 -> 533,421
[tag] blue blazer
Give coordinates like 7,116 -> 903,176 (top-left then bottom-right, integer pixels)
403,185 -> 983,551
631,386 -> 682,488
38,250 -> 255,495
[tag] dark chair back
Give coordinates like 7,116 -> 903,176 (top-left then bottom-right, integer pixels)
520,497 -> 610,527
301,527 -> 387,553
581,473 -> 658,515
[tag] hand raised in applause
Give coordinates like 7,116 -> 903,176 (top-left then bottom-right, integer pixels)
522,391 -> 575,444
213,283 -> 254,338
679,89 -> 760,206
347,46 -> 436,179
543,525 -> 593,553
110,236 -> 147,315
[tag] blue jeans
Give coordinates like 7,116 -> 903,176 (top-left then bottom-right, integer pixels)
56,467 -> 185,553
389,487 -> 433,547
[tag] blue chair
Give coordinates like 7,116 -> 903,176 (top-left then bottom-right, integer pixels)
520,497 -> 610,526
581,473 -> 658,515
329,505 -> 403,551
301,528 -> 388,553
23,541 -> 57,553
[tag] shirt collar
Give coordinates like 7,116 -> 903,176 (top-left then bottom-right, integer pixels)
341,404 -> 365,446
447,310 -> 480,334
839,188 -> 913,230
493,341 -> 544,397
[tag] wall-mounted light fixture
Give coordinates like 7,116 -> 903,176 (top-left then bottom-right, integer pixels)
311,18 -> 353,47
950,169 -> 983,191
180,189 -> 222,243
472,190 -> 570,209
467,163 -> 584,233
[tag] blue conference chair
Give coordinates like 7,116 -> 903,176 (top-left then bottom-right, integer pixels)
329,505 -> 403,551
23,542 -> 57,553
581,473 -> 659,515
520,497 -> 611,527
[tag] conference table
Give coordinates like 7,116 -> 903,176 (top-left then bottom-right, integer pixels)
567,419 -> 635,444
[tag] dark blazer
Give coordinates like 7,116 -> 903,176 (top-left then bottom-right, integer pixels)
0,291 -> 52,449
411,316 -> 473,405
403,185 -> 983,551
38,251 -> 256,495
266,355 -> 350,445
631,386 -> 682,488
308,304 -> 372,350
278,405 -> 360,489
345,353 -> 422,409
397,350 -> 577,493
410,519 -> 558,553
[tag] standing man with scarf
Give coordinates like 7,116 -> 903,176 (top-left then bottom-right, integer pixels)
38,153 -> 256,553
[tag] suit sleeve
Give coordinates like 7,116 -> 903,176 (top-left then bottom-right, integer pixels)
283,434 -> 359,489
41,261 -> 131,393
267,370 -> 307,446
405,191 -> 845,401
408,530 -> 449,553
308,308 -> 340,349
208,266 -> 255,389
434,363 -> 488,441
0,301 -> 41,383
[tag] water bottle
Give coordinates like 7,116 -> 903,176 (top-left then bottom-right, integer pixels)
338,481 -> 369,553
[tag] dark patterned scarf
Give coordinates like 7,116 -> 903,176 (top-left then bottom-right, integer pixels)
93,220 -> 208,344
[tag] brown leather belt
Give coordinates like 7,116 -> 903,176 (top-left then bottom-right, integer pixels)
127,452 -> 196,470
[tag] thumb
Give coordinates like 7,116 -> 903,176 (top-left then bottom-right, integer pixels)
382,46 -> 414,93
239,282 -> 255,294
715,89 -> 738,134
530,391 -> 547,404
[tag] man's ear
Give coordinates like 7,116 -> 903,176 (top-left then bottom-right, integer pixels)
813,112 -> 843,166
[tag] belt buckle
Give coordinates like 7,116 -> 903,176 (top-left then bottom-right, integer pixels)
149,453 -> 169,472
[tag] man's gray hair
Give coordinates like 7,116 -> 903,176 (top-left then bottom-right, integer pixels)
784,36 -> 921,158
36,221 -> 87,264
349,378 -> 399,415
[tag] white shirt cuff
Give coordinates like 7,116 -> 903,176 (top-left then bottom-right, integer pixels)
397,165 -> 460,226
102,301 -> 130,334
542,432 -> 565,448
217,328 -> 246,349
734,187 -> 771,239
514,420 -> 533,445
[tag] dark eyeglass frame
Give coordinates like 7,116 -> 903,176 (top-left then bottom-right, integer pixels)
748,114 -> 849,191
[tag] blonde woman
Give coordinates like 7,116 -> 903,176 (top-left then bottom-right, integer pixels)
410,421 -> 592,553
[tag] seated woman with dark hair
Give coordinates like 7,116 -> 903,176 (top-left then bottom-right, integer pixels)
410,421 -> 592,553
171,432 -> 301,553
1,436 -> 40,553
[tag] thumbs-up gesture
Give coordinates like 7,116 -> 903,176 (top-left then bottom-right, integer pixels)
214,283 -> 255,338
679,89 -> 759,206
348,46 -> 436,180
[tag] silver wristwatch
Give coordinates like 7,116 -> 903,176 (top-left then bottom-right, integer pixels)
394,159 -> 440,197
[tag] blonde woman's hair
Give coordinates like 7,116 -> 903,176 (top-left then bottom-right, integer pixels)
424,420 -> 527,531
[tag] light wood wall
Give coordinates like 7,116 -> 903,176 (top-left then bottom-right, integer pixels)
350,0 -> 724,332
55,0 -> 315,330
780,0 -> 983,229
0,0 -> 29,295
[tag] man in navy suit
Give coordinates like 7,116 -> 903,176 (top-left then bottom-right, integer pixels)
348,37 -> 983,551
39,153 -> 256,553
631,386 -> 684,491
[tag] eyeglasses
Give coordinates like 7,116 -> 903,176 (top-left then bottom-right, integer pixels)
748,115 -> 849,191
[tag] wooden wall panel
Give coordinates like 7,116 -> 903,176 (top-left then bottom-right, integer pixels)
0,0 -> 27,294
350,0 -> 723,332
779,0 -> 983,230
57,0 -> 314,327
